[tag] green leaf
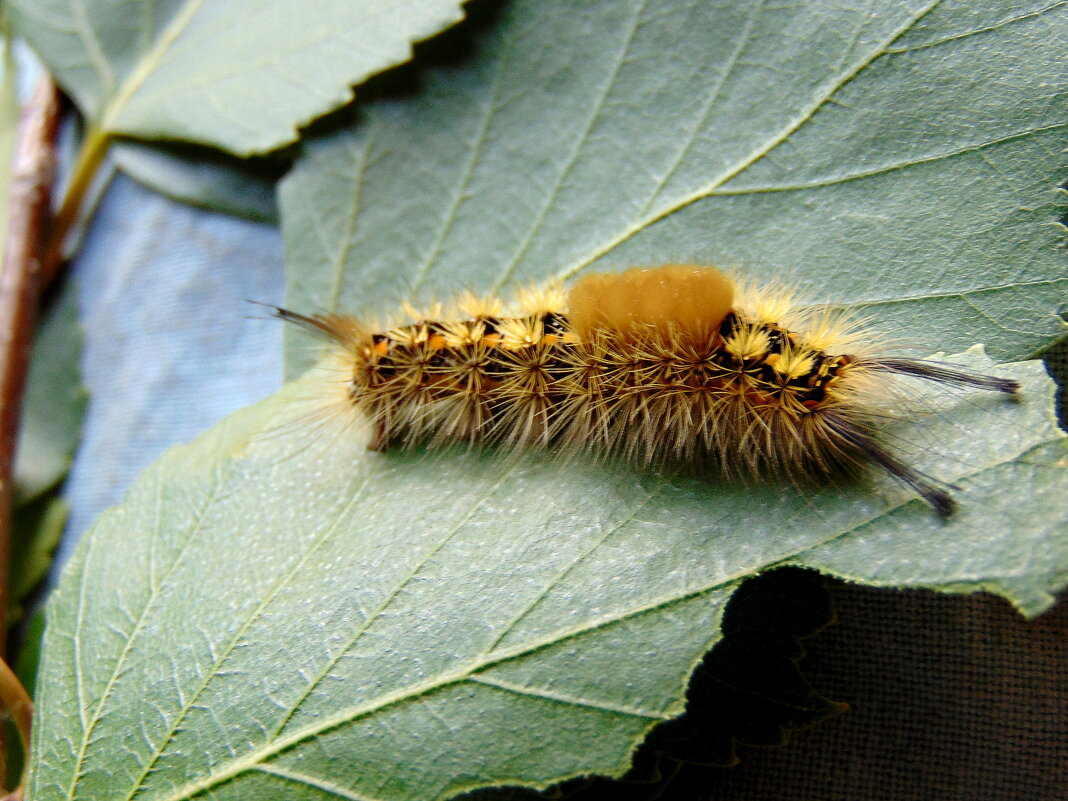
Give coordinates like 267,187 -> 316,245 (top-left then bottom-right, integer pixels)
10,281 -> 84,632
26,350 -> 1068,801
111,142 -> 282,224
281,0 -> 1067,376
7,0 -> 469,155
27,3 -> 1068,801
14,280 -> 87,503
9,278 -> 85,636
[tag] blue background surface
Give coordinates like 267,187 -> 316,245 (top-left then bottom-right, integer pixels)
58,174 -> 285,567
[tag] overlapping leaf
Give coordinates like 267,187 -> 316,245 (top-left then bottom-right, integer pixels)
7,0 -> 469,154
110,142 -> 281,223
10,283 -> 84,622
15,284 -> 86,504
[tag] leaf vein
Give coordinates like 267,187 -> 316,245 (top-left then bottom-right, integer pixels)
65,469 -> 224,801
328,125 -> 377,312
254,763 -> 386,801
116,478 -> 374,801
709,122 -> 1068,195
484,481 -> 666,653
556,0 -> 946,282
645,0 -> 764,214
67,0 -> 115,97
884,1 -> 1067,54
100,0 -> 206,133
492,0 -> 650,291
847,275 -> 1068,310
70,518 -> 95,736
408,51 -> 511,296
467,674 -> 669,720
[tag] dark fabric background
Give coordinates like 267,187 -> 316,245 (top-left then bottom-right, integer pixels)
702,586 -> 1067,801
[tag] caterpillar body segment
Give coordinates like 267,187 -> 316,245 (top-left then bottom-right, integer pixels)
277,265 -> 1018,515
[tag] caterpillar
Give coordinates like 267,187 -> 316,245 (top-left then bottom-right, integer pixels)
276,265 -> 1018,516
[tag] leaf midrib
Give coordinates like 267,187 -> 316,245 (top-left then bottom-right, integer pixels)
70,0 -> 115,95
97,0 -> 205,133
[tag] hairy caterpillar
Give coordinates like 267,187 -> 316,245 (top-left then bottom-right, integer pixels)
276,265 -> 1018,515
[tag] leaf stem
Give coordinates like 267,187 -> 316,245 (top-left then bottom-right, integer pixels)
0,655 -> 32,793
0,76 -> 62,641
40,124 -> 110,287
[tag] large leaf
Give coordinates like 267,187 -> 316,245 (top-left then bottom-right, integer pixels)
27,2 -> 1068,801
282,0 -> 1067,376
6,0 -> 469,154
26,351 -> 1067,801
